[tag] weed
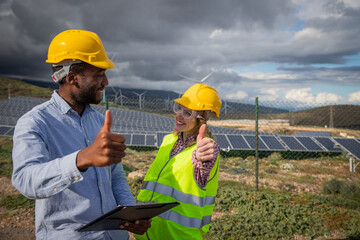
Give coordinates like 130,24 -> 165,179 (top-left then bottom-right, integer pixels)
267,152 -> 283,164
128,177 -> 142,199
122,163 -> 138,176
264,168 -> 278,174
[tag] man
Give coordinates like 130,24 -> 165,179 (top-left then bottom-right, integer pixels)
12,29 -> 151,239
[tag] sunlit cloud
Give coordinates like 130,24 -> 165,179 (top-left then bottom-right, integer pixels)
349,91 -> 360,103
225,90 -> 248,100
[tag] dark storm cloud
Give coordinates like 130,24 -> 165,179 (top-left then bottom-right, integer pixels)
0,0 -> 295,81
0,0 -> 359,101
82,0 -> 293,43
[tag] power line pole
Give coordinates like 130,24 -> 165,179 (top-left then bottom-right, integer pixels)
329,105 -> 334,128
255,97 -> 259,191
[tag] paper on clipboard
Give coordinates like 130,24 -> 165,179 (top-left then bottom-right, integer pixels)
76,202 -> 179,232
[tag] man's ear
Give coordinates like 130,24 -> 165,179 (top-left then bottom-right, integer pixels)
66,71 -> 78,85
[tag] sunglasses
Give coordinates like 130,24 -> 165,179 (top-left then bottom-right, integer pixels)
173,102 -> 204,120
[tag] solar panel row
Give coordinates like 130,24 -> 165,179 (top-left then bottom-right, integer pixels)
1,97 -> 359,161
111,132 -> 353,159
333,138 -> 360,160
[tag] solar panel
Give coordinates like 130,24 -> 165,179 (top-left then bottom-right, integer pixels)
0,126 -> 12,135
156,132 -> 171,147
333,138 -> 360,160
295,137 -> 323,151
146,135 -> 156,146
314,137 -> 342,152
227,135 -> 250,150
120,134 -> 131,145
279,136 -> 306,151
213,134 -> 231,149
6,128 -> 14,136
132,134 -> 146,146
243,135 -> 268,150
260,135 -> 286,151
293,131 -> 331,137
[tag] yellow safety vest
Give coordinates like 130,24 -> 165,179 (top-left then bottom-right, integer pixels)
135,134 -> 220,240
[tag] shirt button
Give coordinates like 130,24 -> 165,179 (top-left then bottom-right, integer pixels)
74,177 -> 79,181
103,206 -> 106,210
54,188 -> 58,192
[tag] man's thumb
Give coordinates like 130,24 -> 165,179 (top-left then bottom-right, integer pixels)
103,110 -> 112,132
197,124 -> 206,143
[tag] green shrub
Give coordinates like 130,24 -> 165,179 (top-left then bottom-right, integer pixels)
267,152 -> 282,165
211,181 -> 360,239
209,189 -> 328,239
322,178 -> 360,200
122,163 -> 138,176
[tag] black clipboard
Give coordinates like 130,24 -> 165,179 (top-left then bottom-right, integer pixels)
76,202 -> 179,232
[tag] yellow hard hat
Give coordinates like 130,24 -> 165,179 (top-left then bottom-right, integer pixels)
174,83 -> 221,117
46,29 -> 115,69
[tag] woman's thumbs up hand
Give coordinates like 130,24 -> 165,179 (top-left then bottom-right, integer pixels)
195,124 -> 215,162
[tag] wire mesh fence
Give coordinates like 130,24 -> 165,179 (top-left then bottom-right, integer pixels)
95,94 -> 360,192
1,92 -> 360,174
111,95 -> 360,238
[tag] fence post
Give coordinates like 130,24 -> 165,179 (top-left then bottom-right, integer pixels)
255,97 -> 259,191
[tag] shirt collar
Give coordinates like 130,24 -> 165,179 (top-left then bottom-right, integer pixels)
51,90 -> 93,116
178,132 -> 195,145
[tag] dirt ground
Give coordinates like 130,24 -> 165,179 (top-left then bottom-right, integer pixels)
0,177 -> 35,240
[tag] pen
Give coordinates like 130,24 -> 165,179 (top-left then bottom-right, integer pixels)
106,96 -> 108,110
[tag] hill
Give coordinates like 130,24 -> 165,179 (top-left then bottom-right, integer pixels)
274,105 -> 360,130
0,78 -> 53,100
6,77 -> 288,116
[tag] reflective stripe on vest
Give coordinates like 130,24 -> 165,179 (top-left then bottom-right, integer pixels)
142,180 -> 215,207
158,208 -> 212,229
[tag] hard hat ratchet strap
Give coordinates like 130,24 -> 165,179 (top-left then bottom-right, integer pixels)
51,60 -> 81,83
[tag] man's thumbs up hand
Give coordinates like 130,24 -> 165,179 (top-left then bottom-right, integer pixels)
76,110 -> 127,171
195,124 -> 215,162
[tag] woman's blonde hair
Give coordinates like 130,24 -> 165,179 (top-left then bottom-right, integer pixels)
172,111 -> 216,147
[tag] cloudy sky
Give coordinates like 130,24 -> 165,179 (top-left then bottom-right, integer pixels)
1,0 -> 360,107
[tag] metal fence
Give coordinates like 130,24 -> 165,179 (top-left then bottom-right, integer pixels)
102,95 -> 360,196
1,94 -> 360,180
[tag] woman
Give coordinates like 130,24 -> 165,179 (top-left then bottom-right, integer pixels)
135,83 -> 222,240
